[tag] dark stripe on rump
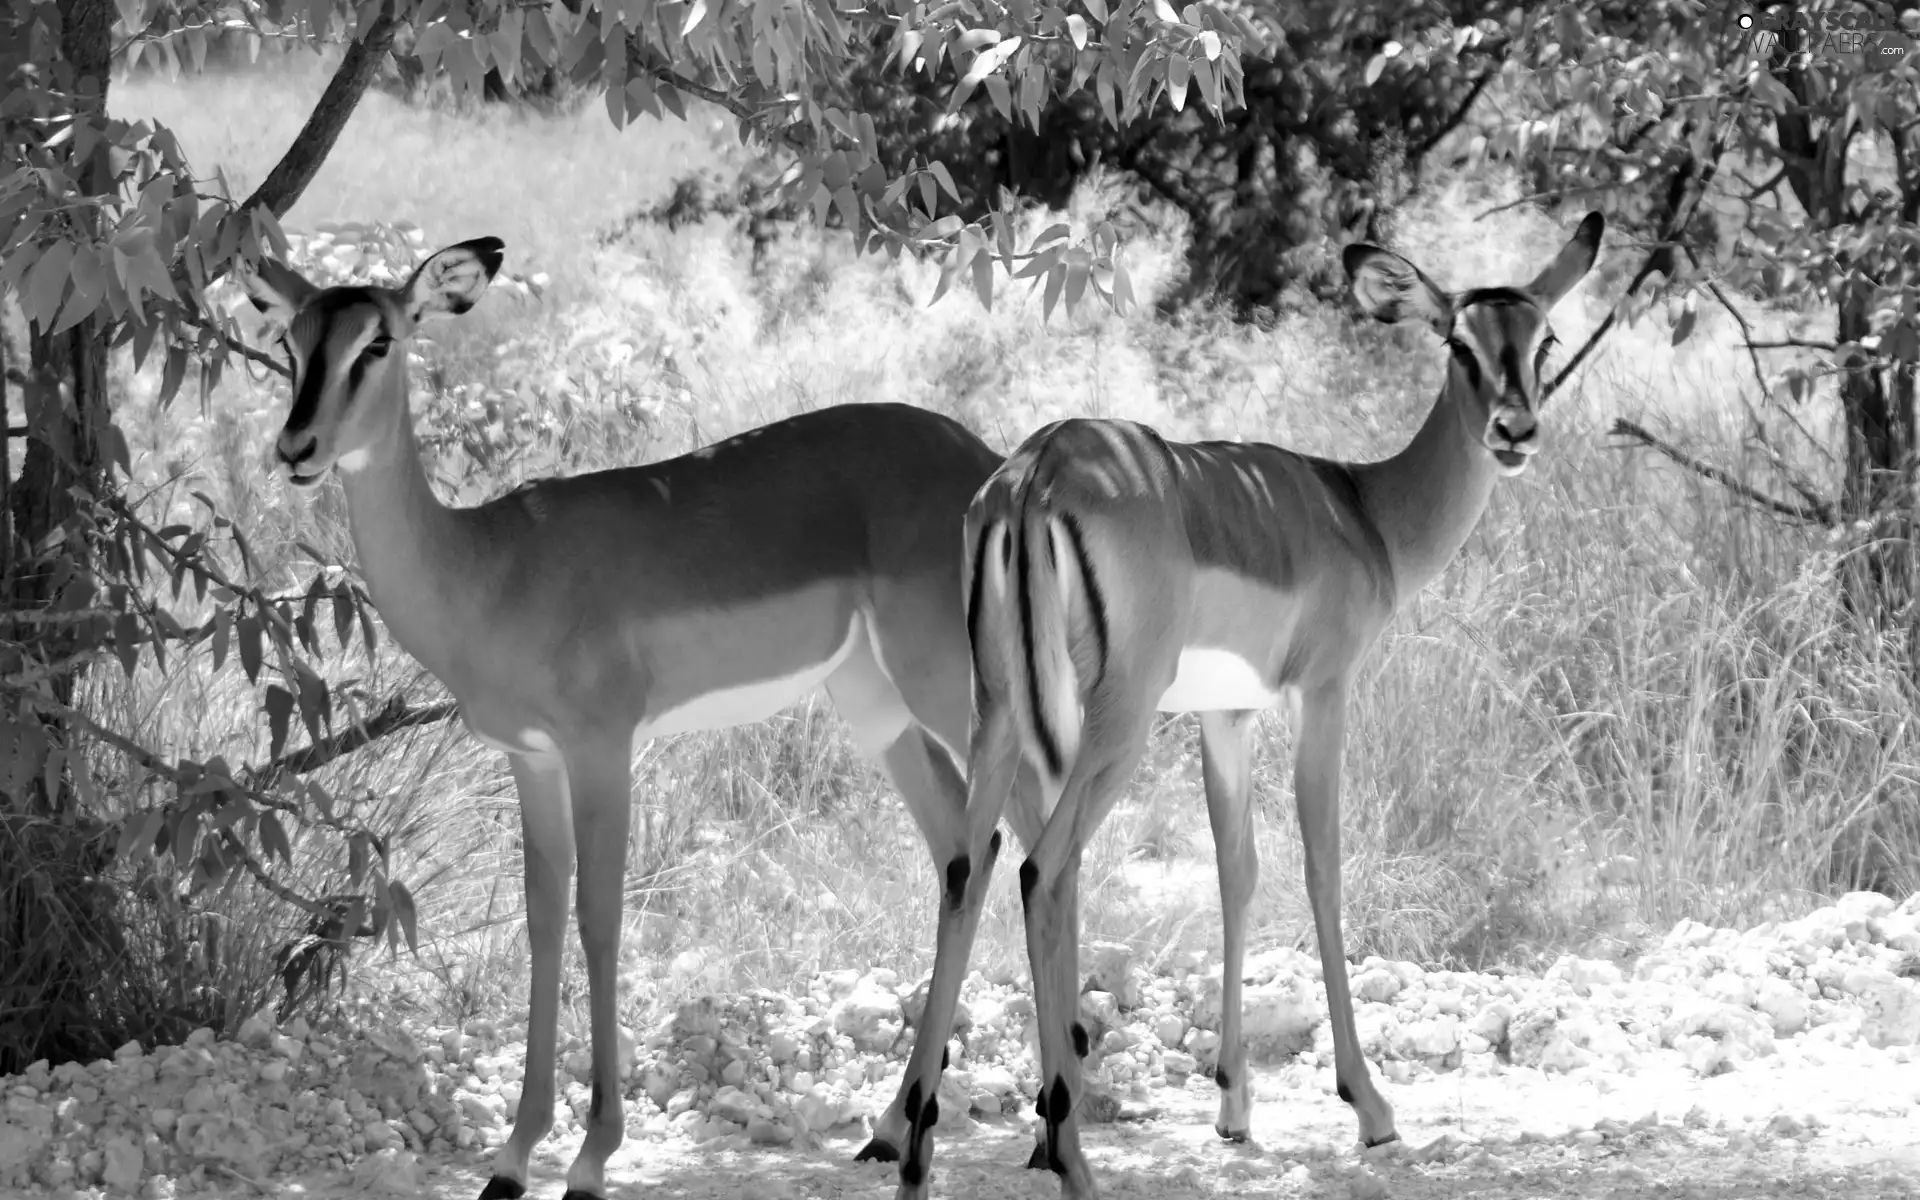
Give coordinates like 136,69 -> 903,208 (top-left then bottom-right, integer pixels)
965,524 -> 992,681
1015,520 -> 1063,779
1057,512 -> 1108,687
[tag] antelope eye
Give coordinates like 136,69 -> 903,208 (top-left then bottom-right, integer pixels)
1448,338 -> 1483,387
364,335 -> 393,359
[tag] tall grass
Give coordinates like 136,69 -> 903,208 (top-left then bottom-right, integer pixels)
75,54 -> 1920,1050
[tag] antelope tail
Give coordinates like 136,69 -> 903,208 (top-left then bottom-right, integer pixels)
967,505 -> 1105,787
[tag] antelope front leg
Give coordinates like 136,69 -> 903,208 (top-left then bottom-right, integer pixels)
1199,709 -> 1258,1142
1295,681 -> 1397,1148
561,734 -> 637,1200
482,753 -> 574,1200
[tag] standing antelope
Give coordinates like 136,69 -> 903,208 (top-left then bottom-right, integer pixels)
242,238 -> 1006,1200
865,212 -> 1605,1198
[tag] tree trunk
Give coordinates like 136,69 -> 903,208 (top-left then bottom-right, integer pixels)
4,0 -> 115,812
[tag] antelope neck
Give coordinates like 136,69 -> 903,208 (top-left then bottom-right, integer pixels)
1348,373 -> 1504,598
333,397 -> 488,683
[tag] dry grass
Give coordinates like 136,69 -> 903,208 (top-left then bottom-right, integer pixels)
77,53 -> 1920,1045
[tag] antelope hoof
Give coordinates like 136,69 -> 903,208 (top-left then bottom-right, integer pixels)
559,1191 -> 606,1200
477,1177 -> 525,1200
855,1137 -> 901,1163
1364,1130 -> 1401,1149
1215,1123 -> 1251,1143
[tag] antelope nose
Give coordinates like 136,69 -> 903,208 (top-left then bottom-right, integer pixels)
277,429 -> 317,468
1492,407 -> 1537,446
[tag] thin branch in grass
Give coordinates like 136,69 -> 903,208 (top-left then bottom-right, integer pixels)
219,829 -> 329,917
1609,417 -> 1834,525
255,695 -> 459,780
1748,337 -> 1839,351
1704,279 -> 1838,473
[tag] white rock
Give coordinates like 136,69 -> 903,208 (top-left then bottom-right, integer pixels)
351,1148 -> 418,1195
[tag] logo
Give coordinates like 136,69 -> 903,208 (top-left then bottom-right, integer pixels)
1738,10 -> 1911,60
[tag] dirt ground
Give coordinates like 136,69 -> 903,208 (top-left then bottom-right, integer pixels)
234,1049 -> 1920,1200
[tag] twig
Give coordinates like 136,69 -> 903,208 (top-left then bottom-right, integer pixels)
1474,183 -> 1618,221
631,43 -> 810,155
1704,277 -> 1838,482
1546,110 -> 1735,399
1741,165 -> 1788,200
1609,418 -> 1833,524
220,828 -> 329,917
254,695 -> 459,780
1412,51 -> 1507,163
1748,337 -> 1838,351
159,299 -> 290,379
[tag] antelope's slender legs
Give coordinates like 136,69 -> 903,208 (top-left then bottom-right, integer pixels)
482,754 -> 573,1200
1199,709 -> 1259,1142
1294,681 -> 1396,1147
561,734 -> 637,1199
874,700 -> 1024,1199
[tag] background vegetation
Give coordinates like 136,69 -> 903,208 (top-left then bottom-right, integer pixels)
4,0 -> 1917,1076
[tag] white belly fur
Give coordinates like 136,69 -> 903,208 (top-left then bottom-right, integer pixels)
1155,646 -> 1281,713
636,611 -> 863,740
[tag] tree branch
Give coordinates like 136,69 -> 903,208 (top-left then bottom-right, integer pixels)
1411,53 -> 1505,163
253,694 -> 458,781
1546,112 -> 1734,399
237,14 -> 398,224
1748,337 -> 1839,351
1474,183 -> 1619,221
1740,165 -> 1788,201
628,41 -> 811,154
1609,418 -> 1833,524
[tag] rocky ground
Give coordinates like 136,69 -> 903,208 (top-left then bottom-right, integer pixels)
4,890 -> 1919,1199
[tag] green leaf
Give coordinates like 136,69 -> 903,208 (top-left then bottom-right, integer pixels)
390,880 -> 421,954
1064,253 -> 1091,312
1670,298 -> 1698,346
929,161 -> 961,203
211,608 -> 231,673
238,613 -> 263,683
1082,0 -> 1107,22
971,252 -> 994,310
1042,262 -> 1067,322
1166,54 -> 1190,111
113,613 -> 141,678
1066,13 -> 1088,48
159,345 -> 190,407
265,685 -> 295,759
260,811 -> 294,865
25,240 -> 74,329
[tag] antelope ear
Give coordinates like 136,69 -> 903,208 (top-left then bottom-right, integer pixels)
1525,211 -> 1605,309
240,256 -> 320,328
1342,244 -> 1453,339
402,236 -> 506,322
